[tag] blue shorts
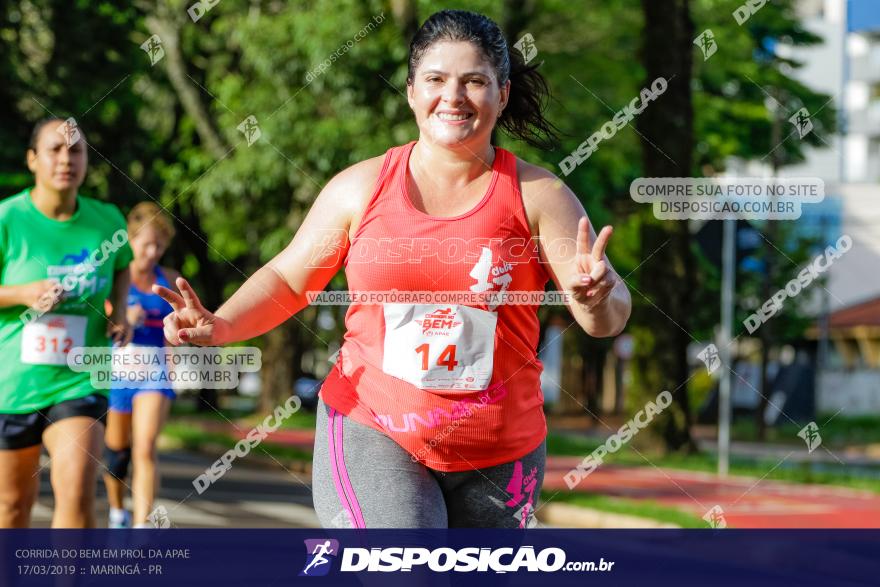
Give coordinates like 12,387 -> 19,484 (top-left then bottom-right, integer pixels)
109,387 -> 176,414
109,344 -> 175,413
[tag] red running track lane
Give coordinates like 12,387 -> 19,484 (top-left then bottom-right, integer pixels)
544,457 -> 880,528
192,420 -> 317,450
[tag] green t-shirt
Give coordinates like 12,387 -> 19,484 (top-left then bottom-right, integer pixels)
0,189 -> 133,413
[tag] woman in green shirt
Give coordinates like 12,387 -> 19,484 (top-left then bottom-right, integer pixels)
0,118 -> 133,528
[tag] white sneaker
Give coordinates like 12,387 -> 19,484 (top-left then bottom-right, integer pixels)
108,508 -> 131,529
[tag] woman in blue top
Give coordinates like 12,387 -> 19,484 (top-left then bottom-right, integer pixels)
104,202 -> 181,528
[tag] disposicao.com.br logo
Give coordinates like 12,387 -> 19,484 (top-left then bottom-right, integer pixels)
300,539 -> 340,576
299,538 -> 614,575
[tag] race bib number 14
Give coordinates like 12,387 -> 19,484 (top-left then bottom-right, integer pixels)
21,313 -> 87,366
382,304 -> 496,391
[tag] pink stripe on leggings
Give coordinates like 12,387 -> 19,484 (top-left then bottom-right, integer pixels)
328,408 -> 366,528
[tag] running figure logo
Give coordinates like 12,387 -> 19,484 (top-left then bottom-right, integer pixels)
299,539 -> 339,577
147,505 -> 171,528
693,29 -> 717,61
56,118 -> 81,147
237,115 -> 262,146
140,34 -> 165,66
789,108 -> 813,138
702,505 -> 727,529
797,421 -> 822,453
697,344 -> 721,375
514,33 -> 538,64
306,229 -> 348,269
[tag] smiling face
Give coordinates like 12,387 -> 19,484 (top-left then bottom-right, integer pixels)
26,120 -> 87,194
129,225 -> 170,273
407,41 -> 509,151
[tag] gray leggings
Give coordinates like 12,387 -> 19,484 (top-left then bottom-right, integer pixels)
312,398 -> 545,529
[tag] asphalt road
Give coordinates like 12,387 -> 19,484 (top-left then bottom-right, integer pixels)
29,449 -> 320,528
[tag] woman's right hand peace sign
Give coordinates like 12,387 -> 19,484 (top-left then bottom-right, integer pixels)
569,216 -> 618,309
153,277 -> 227,346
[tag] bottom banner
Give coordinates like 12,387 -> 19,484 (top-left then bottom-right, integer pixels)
1,529 -> 876,586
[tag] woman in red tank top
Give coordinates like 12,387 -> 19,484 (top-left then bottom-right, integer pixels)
156,9 -> 631,528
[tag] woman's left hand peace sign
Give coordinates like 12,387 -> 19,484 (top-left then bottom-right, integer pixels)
569,216 -> 618,308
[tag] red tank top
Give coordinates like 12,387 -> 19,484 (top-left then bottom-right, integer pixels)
319,141 -> 549,472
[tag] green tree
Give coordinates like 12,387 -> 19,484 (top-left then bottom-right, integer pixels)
624,0 -> 835,451
691,0 -> 835,439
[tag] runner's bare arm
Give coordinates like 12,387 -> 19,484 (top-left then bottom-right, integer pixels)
0,280 -> 58,309
107,267 -> 133,345
156,157 -> 382,346
518,162 -> 631,337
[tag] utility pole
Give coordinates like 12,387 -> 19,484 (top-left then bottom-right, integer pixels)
718,216 -> 735,477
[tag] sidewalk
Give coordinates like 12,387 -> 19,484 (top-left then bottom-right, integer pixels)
695,437 -> 880,467
179,418 -> 880,528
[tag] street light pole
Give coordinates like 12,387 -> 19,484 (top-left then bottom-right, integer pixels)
718,217 -> 735,477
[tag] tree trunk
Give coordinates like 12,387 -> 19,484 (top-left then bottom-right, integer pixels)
756,92 -> 784,440
502,0 -> 538,45
633,0 -> 697,452
144,8 -> 229,160
259,323 -> 295,413
389,0 -> 419,40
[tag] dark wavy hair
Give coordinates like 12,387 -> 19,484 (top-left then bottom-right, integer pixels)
28,117 -> 67,151
406,9 -> 559,150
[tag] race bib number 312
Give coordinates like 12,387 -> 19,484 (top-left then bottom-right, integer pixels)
21,313 -> 87,366
382,304 -> 496,391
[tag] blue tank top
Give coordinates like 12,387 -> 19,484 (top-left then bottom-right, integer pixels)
129,266 -> 174,347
